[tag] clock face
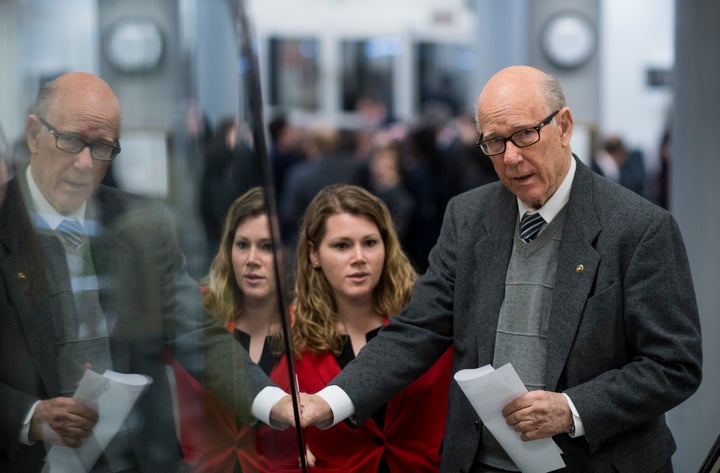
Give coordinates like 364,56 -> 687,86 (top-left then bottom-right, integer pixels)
541,13 -> 596,69
104,19 -> 164,73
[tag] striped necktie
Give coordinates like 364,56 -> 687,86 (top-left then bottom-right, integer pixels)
56,218 -> 85,249
520,212 -> 546,243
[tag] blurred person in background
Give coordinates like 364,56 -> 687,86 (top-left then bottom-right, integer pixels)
365,143 -> 414,241
399,124 -> 443,272
279,128 -> 362,249
268,113 -> 305,208
199,117 -> 261,264
438,113 -> 498,207
591,134 -> 646,196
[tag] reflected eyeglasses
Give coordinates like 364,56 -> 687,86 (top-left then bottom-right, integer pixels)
39,117 -> 121,162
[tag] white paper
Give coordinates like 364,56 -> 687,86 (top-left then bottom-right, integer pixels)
454,363 -> 566,473
42,369 -> 152,473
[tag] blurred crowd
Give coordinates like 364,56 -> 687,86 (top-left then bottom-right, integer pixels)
199,109 -> 499,274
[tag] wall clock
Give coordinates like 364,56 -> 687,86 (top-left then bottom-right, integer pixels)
104,18 -> 164,74
541,12 -> 596,70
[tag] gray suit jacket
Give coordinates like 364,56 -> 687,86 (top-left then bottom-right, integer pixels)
0,177 -> 271,472
332,158 -> 702,472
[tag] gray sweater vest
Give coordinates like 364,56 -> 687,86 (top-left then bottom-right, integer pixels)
476,206 -> 568,472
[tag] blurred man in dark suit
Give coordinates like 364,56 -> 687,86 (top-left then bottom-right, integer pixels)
0,72 -> 294,473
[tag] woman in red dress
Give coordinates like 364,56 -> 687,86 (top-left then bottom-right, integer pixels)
172,187 -> 300,473
290,184 -> 453,472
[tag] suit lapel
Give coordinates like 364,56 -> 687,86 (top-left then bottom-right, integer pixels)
545,161 -> 601,390
2,179 -> 61,395
473,186 -> 517,365
87,190 -> 133,372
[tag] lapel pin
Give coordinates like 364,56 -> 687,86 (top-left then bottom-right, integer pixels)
17,272 -> 27,280
575,264 -> 584,274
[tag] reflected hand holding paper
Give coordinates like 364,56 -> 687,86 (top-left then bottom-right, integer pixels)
42,369 -> 152,473
31,397 -> 98,447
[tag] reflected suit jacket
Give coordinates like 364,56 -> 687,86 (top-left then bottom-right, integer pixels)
172,320 -> 301,473
0,177 -> 271,472
330,158 -> 702,473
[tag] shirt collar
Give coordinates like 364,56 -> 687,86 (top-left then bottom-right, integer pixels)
26,164 -> 86,230
517,155 -> 576,224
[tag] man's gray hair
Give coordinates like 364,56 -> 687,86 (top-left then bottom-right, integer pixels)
30,79 -> 57,118
541,73 -> 566,113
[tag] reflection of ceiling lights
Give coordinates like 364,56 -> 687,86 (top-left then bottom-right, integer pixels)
364,37 -> 401,59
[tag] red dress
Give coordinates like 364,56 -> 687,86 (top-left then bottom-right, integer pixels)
172,320 -> 302,473
287,319 -> 453,472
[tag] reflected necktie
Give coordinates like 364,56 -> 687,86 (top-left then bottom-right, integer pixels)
520,212 -> 546,243
56,218 -> 85,249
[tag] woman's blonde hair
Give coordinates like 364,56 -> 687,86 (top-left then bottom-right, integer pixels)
205,187 -> 284,355
292,184 -> 417,355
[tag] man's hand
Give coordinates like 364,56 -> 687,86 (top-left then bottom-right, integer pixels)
269,394 -> 296,429
298,393 -> 333,429
502,390 -> 573,441
31,397 -> 98,447
269,393 -> 334,430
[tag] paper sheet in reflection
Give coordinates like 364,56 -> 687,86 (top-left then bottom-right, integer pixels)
42,369 -> 152,473
454,363 -> 565,473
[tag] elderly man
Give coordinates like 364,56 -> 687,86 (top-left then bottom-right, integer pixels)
0,72 -> 294,472
295,65 -> 702,472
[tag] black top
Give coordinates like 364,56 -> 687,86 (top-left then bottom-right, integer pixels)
234,329 -> 277,376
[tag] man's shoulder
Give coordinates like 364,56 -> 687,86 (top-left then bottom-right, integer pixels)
96,184 -> 144,206
95,185 -> 160,217
452,180 -> 507,204
0,178 -> 37,250
446,181 -> 510,218
578,168 -> 675,244
94,185 -> 174,232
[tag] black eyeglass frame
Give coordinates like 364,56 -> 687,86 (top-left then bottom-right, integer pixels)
38,116 -> 121,162
475,109 -> 560,156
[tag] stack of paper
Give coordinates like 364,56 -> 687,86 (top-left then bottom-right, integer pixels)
454,363 -> 565,473
42,369 -> 152,473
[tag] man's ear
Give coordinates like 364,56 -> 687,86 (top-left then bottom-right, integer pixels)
557,107 -> 574,147
25,115 -> 42,155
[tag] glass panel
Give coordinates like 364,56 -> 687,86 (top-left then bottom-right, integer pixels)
0,0 -> 304,471
341,37 -> 398,117
268,36 -> 320,111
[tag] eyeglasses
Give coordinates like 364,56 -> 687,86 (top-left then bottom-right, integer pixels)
38,117 -> 121,162
475,110 -> 560,156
